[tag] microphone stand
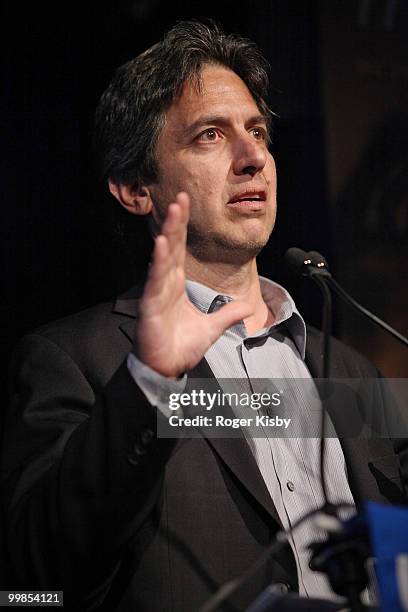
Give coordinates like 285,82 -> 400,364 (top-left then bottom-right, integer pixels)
287,250 -> 374,611
307,250 -> 408,347
304,265 -> 333,511
327,276 -> 407,346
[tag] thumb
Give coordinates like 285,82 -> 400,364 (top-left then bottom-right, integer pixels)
207,300 -> 254,344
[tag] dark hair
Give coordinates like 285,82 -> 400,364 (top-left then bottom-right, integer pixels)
94,20 -> 272,187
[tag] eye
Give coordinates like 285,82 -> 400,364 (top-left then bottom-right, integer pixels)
196,128 -> 221,142
249,126 -> 267,141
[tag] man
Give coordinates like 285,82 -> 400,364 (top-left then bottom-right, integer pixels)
2,20 -> 407,612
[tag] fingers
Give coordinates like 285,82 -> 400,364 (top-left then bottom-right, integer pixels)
144,192 -> 189,299
207,301 -> 254,344
145,234 -> 170,294
160,192 -> 189,267
175,192 -> 190,224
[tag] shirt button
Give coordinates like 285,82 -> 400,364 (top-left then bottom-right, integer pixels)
127,453 -> 139,466
140,428 -> 154,445
286,481 -> 295,492
275,582 -> 291,593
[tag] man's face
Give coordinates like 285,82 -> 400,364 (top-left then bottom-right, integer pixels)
147,64 -> 277,264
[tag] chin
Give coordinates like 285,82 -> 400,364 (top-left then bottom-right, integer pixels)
224,239 -> 268,263
188,232 -> 269,264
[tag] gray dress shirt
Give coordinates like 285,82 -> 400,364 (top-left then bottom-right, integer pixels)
128,276 -> 356,601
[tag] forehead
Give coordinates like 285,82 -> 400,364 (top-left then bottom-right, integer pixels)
163,65 -> 262,131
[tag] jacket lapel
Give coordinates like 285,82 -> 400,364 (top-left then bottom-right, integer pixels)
305,327 -> 389,505
186,358 -> 283,526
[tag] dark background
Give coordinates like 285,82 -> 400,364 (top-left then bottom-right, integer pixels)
2,0 -> 407,376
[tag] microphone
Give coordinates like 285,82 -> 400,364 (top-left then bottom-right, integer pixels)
308,250 -> 329,271
284,247 -> 314,276
285,248 -> 333,375
285,247 -> 334,519
285,248 -> 408,347
284,247 -> 330,278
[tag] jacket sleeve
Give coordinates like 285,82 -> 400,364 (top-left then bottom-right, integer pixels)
1,332 -> 177,610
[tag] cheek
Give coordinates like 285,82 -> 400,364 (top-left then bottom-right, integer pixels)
184,166 -> 224,203
265,155 -> 277,186
156,153 -> 228,207
194,171 -> 220,194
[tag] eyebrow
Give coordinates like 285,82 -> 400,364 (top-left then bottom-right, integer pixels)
183,113 -> 269,139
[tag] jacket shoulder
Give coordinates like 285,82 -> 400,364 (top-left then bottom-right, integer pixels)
13,297 -> 137,389
33,299 -> 123,341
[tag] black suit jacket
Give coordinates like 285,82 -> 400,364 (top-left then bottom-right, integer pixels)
1,287 -> 407,611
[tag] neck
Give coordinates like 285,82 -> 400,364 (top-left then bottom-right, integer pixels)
186,254 -> 275,334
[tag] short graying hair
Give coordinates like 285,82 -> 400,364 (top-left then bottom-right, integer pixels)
94,20 -> 272,187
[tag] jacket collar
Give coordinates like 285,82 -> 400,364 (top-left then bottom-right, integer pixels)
113,285 -> 144,318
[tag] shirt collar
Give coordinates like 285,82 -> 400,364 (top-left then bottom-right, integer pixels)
186,276 -> 306,359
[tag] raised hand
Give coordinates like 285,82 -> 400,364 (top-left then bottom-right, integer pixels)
133,192 -> 253,378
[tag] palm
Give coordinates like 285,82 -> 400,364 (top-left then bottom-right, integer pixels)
134,193 -> 252,378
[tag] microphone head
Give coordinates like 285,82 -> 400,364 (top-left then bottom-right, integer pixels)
308,251 -> 330,271
284,247 -> 312,276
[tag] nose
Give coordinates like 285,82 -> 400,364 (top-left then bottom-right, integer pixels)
232,132 -> 267,177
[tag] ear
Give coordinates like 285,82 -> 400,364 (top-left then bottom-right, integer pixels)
108,180 -> 153,216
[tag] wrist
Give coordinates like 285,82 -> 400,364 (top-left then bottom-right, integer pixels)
131,347 -> 184,379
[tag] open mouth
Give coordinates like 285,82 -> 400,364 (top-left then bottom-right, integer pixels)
227,191 -> 267,208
